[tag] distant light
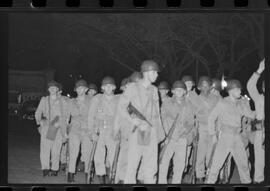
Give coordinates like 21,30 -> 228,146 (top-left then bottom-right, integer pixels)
67,94 -> 70,98
221,74 -> 227,90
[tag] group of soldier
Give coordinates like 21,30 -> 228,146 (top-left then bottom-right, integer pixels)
34,58 -> 265,184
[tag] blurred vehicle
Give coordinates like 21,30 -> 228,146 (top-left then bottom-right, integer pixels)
21,99 -> 40,120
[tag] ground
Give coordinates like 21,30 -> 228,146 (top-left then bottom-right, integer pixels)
8,117 -> 242,184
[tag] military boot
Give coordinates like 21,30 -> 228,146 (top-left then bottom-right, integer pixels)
196,177 -> 204,184
50,170 -> 58,176
97,175 -> 106,184
67,172 -> 75,183
42,169 -> 50,177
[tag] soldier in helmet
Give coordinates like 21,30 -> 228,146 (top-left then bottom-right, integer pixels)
113,77 -> 133,184
158,81 -> 171,104
211,78 -> 222,98
88,76 -> 119,183
115,60 -> 165,184
206,79 -> 255,184
247,59 -> 265,184
129,71 -> 142,83
158,80 -> 195,183
187,76 -> 220,183
87,83 -> 98,98
66,80 -> 92,182
35,81 -> 69,177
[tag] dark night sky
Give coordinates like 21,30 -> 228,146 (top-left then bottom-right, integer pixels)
8,13 -> 264,94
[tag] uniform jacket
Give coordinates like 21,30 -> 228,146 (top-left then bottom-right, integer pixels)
208,96 -> 255,136
116,81 -> 166,143
35,95 -> 70,137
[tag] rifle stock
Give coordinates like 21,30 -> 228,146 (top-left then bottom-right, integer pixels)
110,133 -> 121,183
127,103 -> 152,133
86,129 -> 100,184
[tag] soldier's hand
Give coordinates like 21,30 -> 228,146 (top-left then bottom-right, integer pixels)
257,58 -> 265,73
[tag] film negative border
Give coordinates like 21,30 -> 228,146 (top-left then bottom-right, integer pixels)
0,1 -> 270,191
0,0 -> 268,10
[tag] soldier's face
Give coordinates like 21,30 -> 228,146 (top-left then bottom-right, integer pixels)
48,86 -> 59,95
173,88 -> 186,98
88,89 -> 97,96
148,71 -> 158,83
229,88 -> 241,99
184,81 -> 193,91
76,86 -> 87,96
199,81 -> 211,94
159,89 -> 168,98
102,84 -> 115,95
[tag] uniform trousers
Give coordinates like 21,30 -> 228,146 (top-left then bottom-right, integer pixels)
124,130 -> 158,184
195,125 -> 214,178
158,138 -> 187,183
40,125 -> 63,171
207,132 -> 251,184
68,131 -> 92,173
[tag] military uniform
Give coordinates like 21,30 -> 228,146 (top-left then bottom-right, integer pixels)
35,81 -> 69,176
88,77 -> 119,179
67,95 -> 92,175
206,80 -> 255,183
188,77 -> 220,181
117,60 -> 165,184
247,71 -> 265,183
158,84 -> 195,183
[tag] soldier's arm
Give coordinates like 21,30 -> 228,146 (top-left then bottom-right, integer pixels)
247,72 -> 260,101
241,99 -> 256,120
113,95 -> 122,136
35,96 -> 45,125
208,101 -> 222,136
182,104 -> 196,135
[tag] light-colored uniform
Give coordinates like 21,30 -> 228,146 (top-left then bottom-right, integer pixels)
207,97 -> 255,183
60,96 -> 70,165
114,94 -> 134,182
35,96 -> 69,171
67,96 -> 92,173
247,72 -> 265,183
158,97 -> 195,183
88,93 -> 119,176
117,82 -> 165,184
188,92 -> 220,179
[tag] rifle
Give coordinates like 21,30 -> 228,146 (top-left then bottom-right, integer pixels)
185,119 -> 199,184
127,103 -> 152,133
65,124 -> 71,181
86,129 -> 100,184
110,132 -> 121,183
158,114 -> 179,162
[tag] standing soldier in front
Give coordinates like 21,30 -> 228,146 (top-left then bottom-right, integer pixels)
206,79 -> 255,184
187,76 -> 219,183
35,81 -> 69,177
247,59 -> 265,184
88,76 -> 119,183
158,81 -> 195,183
116,60 -> 165,184
66,80 -> 92,183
